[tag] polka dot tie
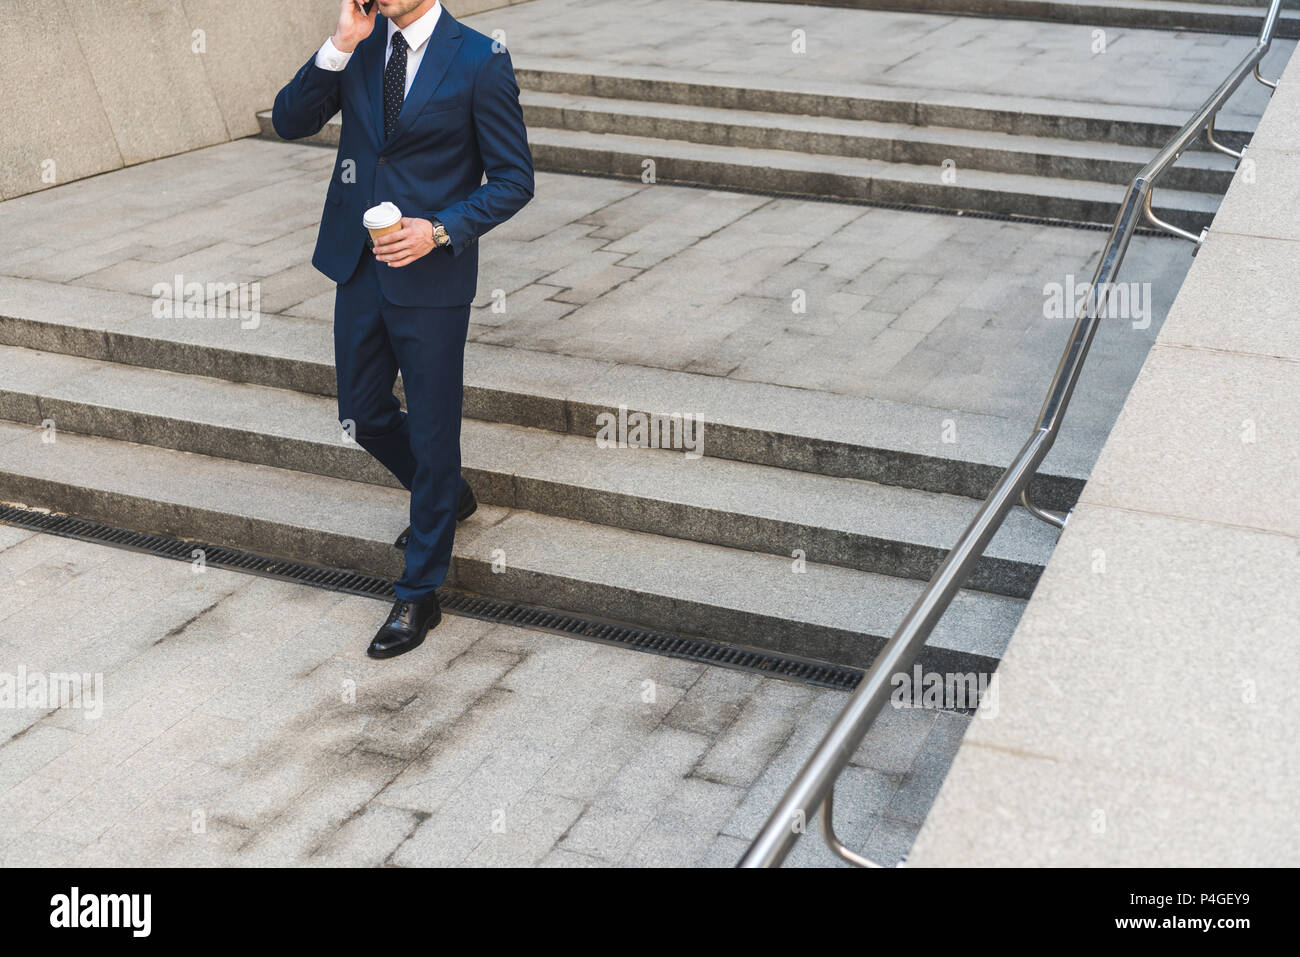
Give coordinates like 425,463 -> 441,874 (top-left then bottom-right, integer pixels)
383,31 -> 408,140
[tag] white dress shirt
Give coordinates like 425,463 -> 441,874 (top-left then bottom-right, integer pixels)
314,2 -> 443,98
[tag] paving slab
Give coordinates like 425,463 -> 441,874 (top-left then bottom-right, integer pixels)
0,530 -> 970,867
1156,231 -> 1300,361
1080,344 -> 1300,536
467,0 -> 1289,117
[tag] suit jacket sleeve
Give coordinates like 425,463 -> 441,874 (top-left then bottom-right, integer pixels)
427,48 -> 535,257
272,55 -> 344,141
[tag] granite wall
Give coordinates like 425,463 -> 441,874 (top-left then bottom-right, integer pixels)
0,0 -> 526,200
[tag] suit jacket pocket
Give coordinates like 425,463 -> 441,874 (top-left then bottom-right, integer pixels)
418,104 -> 461,117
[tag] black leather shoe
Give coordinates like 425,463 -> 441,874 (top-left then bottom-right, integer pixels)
394,481 -> 477,549
457,481 -> 478,522
367,594 -> 441,659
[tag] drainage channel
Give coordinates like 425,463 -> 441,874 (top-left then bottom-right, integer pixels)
0,503 -> 864,692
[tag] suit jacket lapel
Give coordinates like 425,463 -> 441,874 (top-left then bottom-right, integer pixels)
385,12 -> 464,146
361,17 -> 389,146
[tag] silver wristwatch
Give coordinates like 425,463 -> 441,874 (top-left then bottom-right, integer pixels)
431,219 -> 451,248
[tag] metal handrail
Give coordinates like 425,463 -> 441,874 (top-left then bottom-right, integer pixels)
739,0 -> 1284,868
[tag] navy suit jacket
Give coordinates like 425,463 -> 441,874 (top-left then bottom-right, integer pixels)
271,12 -> 534,307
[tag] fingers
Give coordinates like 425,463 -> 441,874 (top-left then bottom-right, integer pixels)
373,227 -> 415,258
372,227 -> 409,252
377,246 -> 418,267
373,220 -> 431,266
373,219 -> 420,251
374,241 -> 413,260
338,1 -> 375,38
373,234 -> 421,266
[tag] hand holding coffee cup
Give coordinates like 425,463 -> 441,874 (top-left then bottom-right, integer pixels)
367,205 -> 441,268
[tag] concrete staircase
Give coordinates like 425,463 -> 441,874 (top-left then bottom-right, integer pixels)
258,61 -> 1244,229
0,278 -> 1078,673
744,0 -> 1300,38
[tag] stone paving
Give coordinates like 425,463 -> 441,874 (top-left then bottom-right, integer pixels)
912,45 -> 1300,868
0,527 -> 967,867
470,0 -> 1291,117
0,137 -> 1193,440
0,0 -> 1256,867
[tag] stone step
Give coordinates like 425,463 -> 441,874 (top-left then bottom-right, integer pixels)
0,343 -> 1058,598
255,112 -> 1223,226
740,0 -> 1300,38
1151,0 -> 1289,8
0,276 -> 1097,511
518,90 -> 1238,194
254,102 -> 1236,196
258,61 -> 1260,155
508,59 -> 1260,151
524,125 -> 1222,229
0,420 -> 1027,672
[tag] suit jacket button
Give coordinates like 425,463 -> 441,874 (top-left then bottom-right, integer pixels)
377,157 -> 387,165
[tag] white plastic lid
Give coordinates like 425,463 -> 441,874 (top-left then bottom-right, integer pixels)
363,202 -> 402,229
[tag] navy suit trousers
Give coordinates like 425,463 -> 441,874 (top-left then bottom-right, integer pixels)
334,254 -> 470,601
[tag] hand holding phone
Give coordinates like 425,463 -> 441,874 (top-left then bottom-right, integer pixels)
333,0 -> 378,54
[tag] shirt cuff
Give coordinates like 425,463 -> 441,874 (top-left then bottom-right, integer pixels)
315,36 -> 353,72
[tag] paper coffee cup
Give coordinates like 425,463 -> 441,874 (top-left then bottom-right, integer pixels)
363,202 -> 403,241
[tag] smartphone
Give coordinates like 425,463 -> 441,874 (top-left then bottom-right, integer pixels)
361,0 -> 376,13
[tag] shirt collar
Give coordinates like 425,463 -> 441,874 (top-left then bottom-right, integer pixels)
387,2 -> 442,54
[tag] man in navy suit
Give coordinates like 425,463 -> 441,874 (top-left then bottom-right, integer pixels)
272,0 -> 534,659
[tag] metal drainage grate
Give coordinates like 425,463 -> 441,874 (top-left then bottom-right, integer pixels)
0,503 -> 864,692
438,592 -> 862,691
